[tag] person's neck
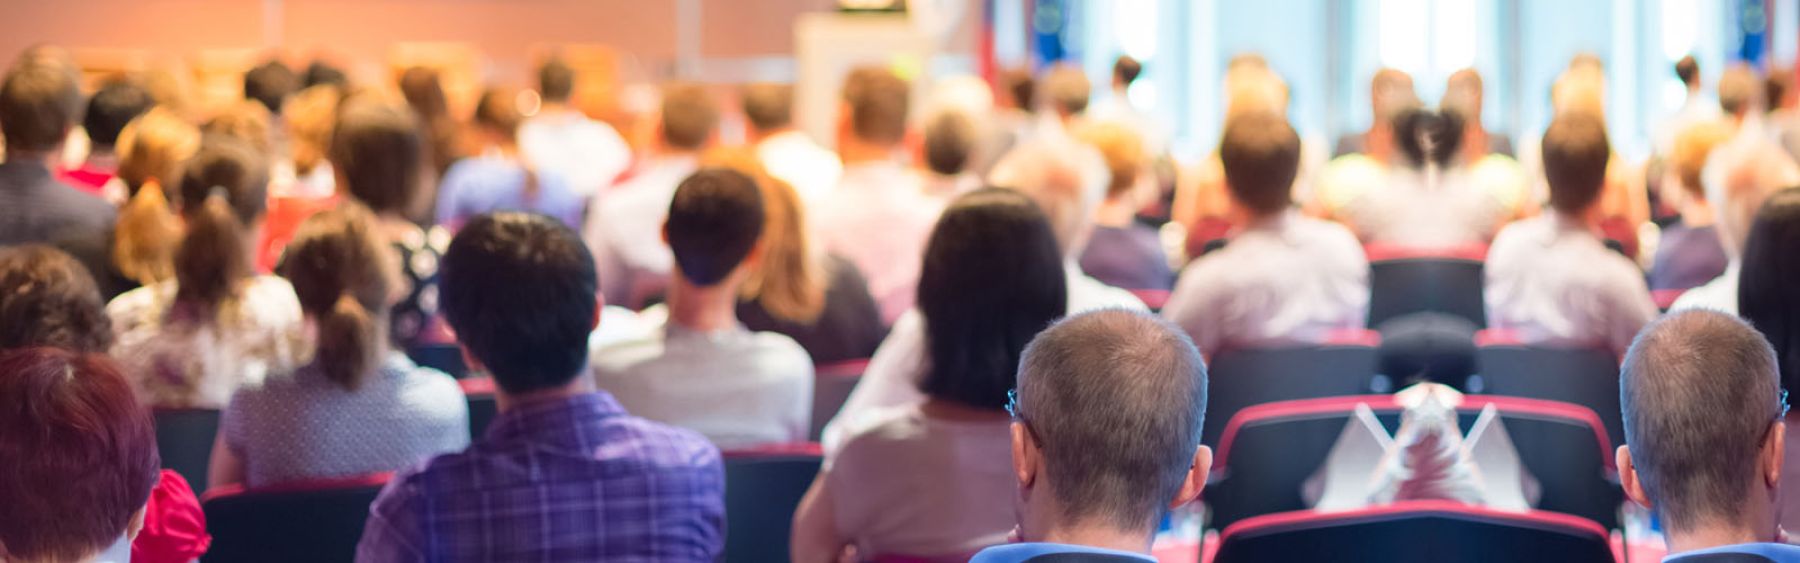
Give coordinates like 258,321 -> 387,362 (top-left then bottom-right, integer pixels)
749,126 -> 792,145
1019,505 -> 1154,554
1096,196 -> 1138,228
654,144 -> 700,163
85,149 -> 118,169
4,148 -> 59,168
496,374 -> 594,413
1665,522 -> 1771,554
840,139 -> 899,166
665,275 -> 740,333
1680,199 -> 1717,227
377,213 -> 420,240
1035,525 -> 1155,554
540,101 -> 575,116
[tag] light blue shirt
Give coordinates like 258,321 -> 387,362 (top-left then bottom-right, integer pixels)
971,542 -> 1158,563
435,154 -> 585,231
1664,542 -> 1800,562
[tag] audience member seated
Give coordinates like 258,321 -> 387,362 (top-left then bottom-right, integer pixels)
520,56 -> 631,199
744,81 -> 841,204
1485,112 -> 1657,355
436,86 -> 583,231
709,149 -> 887,364
919,107 -> 983,201
1089,55 -> 1171,155
587,82 -> 719,308
1036,63 -> 1091,137
970,310 -> 1210,562
1074,121 -> 1174,291
1339,108 -> 1511,247
211,204 -> 469,489
203,101 -> 277,156
0,348 -> 163,563
278,84 -> 341,200
1163,111 -> 1368,358
107,138 -> 306,409
792,188 -> 1067,561
242,59 -> 296,117
0,60 -> 115,249
1654,56 -> 1724,158
1333,68 -> 1417,161
1442,68 -> 1514,161
331,98 -> 451,348
1671,141 -> 1800,314
1650,121 -> 1735,293
593,168 -> 814,449
1617,311 -> 1797,561
95,107 -> 202,298
357,212 -> 724,561
62,79 -> 152,195
1739,188 -> 1800,401
0,245 -> 113,353
815,66 -> 945,325
397,66 -> 466,218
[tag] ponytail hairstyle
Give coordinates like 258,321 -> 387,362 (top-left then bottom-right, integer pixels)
172,136 -> 269,313
1392,107 -> 1465,170
698,147 -> 825,323
279,202 -> 397,389
113,107 -> 200,285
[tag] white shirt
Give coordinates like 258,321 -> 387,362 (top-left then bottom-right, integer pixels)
521,108 -> 632,199
814,161 -> 946,325
825,405 -> 1016,558
1669,262 -> 1741,315
591,313 -> 814,450
1162,211 -> 1370,358
820,266 -> 1145,454
584,155 -> 700,306
107,276 -> 307,409
756,130 -> 843,205
1485,213 -> 1660,355
1341,167 -> 1511,247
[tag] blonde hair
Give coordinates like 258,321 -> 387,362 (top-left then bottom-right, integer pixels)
1074,121 -> 1148,199
116,107 -> 201,193
286,84 -> 342,175
1670,120 -> 1735,199
202,101 -> 275,155
700,147 -> 826,323
113,107 -> 200,286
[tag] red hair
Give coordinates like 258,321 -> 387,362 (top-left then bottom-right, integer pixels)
0,348 -> 159,561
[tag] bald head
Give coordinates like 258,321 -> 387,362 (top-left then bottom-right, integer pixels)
988,140 -> 1108,257
1017,309 -> 1208,533
1702,140 -> 1800,257
1621,310 -> 1783,534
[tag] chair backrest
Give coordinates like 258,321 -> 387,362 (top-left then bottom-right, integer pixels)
1201,336 -> 1381,448
408,343 -> 470,379
1367,254 -> 1488,329
1206,395 -> 1620,531
200,473 -> 391,563
154,408 -> 222,493
459,377 -> 498,439
1128,288 -> 1171,311
810,359 -> 868,441
723,444 -> 824,563
1212,500 -> 1614,563
1475,331 -> 1624,447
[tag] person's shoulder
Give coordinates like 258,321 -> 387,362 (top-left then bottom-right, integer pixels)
242,275 -> 304,318
1664,542 -> 1800,562
835,406 -> 931,455
1488,215 -> 1551,252
607,412 -> 724,469
1293,214 -> 1365,250
745,330 -> 814,369
106,280 -> 174,325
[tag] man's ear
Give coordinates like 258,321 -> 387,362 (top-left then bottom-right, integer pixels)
1171,445 -> 1213,509
660,221 -> 670,246
1763,420 -> 1786,490
1011,422 -> 1038,490
1618,445 -> 1653,510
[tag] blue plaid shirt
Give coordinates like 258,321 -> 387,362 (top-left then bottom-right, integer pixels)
356,392 -> 725,562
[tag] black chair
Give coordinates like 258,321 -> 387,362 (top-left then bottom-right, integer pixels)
1475,335 -> 1623,447
408,343 -> 469,379
1212,501 -> 1614,563
459,377 -> 498,439
810,359 -> 867,441
1367,257 -> 1487,329
1201,339 -> 1381,448
154,408 -> 221,493
201,474 -> 390,562
723,445 -> 823,563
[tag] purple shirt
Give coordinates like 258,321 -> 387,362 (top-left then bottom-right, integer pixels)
356,392 -> 725,562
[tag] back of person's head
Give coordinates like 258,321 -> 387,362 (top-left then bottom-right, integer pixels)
332,98 -> 423,215
116,107 -> 203,193
698,147 -> 824,323
1113,55 -> 1143,87
173,136 -> 270,311
0,347 -> 158,563
1702,140 -> 1800,257
301,60 -> 348,90
989,140 -> 1108,256
280,202 -> 396,390
0,63 -> 81,154
113,107 -> 202,286
1766,68 -> 1795,111
1442,68 -> 1484,119
1718,65 -> 1762,116
923,109 -> 977,176
1540,112 -> 1611,216
397,66 -> 450,120
0,246 -> 111,353
1392,107 -> 1465,169
740,82 -> 794,134
439,212 -> 597,395
918,188 -> 1067,410
1223,66 -> 1290,120
536,56 -> 576,104
473,86 -> 525,140
666,168 -> 765,287
1675,55 -> 1701,89
1370,68 -> 1416,118
1553,69 -> 1608,121
286,84 -> 342,176
1218,111 -> 1301,216
1738,187 -> 1800,396
243,60 -> 296,115
999,66 -> 1036,111
1039,63 -> 1092,116
1073,120 -> 1147,201
660,82 -> 720,151
202,101 -> 276,156
1668,121 -> 1734,200
1620,310 -> 1785,535
85,79 -> 154,152
841,66 -> 910,146
1017,309 -> 1208,532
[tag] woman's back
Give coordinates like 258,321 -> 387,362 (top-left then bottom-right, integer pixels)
107,275 -> 305,408
828,405 -> 1015,558
1344,166 -> 1511,248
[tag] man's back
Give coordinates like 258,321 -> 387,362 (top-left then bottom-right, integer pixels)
520,110 -> 632,199
0,159 -> 115,246
357,392 -> 725,562
1484,213 -> 1658,355
814,161 -> 945,325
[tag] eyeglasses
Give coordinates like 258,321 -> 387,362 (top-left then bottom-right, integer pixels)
1778,389 -> 1792,422
1006,389 -> 1045,448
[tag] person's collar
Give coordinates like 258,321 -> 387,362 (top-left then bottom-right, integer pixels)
975,542 -> 1156,562
1240,208 -> 1298,234
90,532 -> 132,563
486,390 -> 626,442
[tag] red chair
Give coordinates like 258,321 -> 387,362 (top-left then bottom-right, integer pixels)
1651,288 -> 1686,311
1211,500 -> 1614,563
255,195 -> 336,274
459,377 -> 498,439
811,359 -> 869,441
1128,288 -> 1172,311
200,473 -> 391,563
1474,329 -> 1623,447
1364,244 -> 1489,329
153,408 -> 222,493
1200,330 -> 1383,448
722,443 -> 824,563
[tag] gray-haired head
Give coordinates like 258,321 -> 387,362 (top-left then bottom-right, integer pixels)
1621,310 -> 1783,534
1016,308 -> 1208,533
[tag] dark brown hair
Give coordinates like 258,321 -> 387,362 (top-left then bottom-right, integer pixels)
661,82 -> 720,151
173,137 -> 269,311
842,66 -> 910,145
280,202 -> 396,390
0,64 -> 81,153
1218,111 -> 1301,216
0,246 -> 112,353
1541,112 -> 1611,216
332,98 -> 424,215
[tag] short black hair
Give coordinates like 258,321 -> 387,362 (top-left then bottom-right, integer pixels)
331,99 -> 423,215
1113,56 -> 1143,86
1621,310 -> 1783,534
537,57 -> 575,103
83,79 -> 153,150
1541,112 -> 1611,216
1739,187 -> 1800,398
0,64 -> 81,153
243,60 -> 296,114
1675,55 -> 1700,88
665,168 -> 765,287
1392,107 -> 1464,168
918,188 -> 1067,409
923,111 -> 975,176
1218,111 -> 1301,216
301,61 -> 348,90
439,212 -> 598,395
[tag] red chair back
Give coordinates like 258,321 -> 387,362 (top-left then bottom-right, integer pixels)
1201,334 -> 1383,448
1364,244 -> 1489,329
1212,500 -> 1613,563
1473,329 -> 1623,447
200,473 -> 391,563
